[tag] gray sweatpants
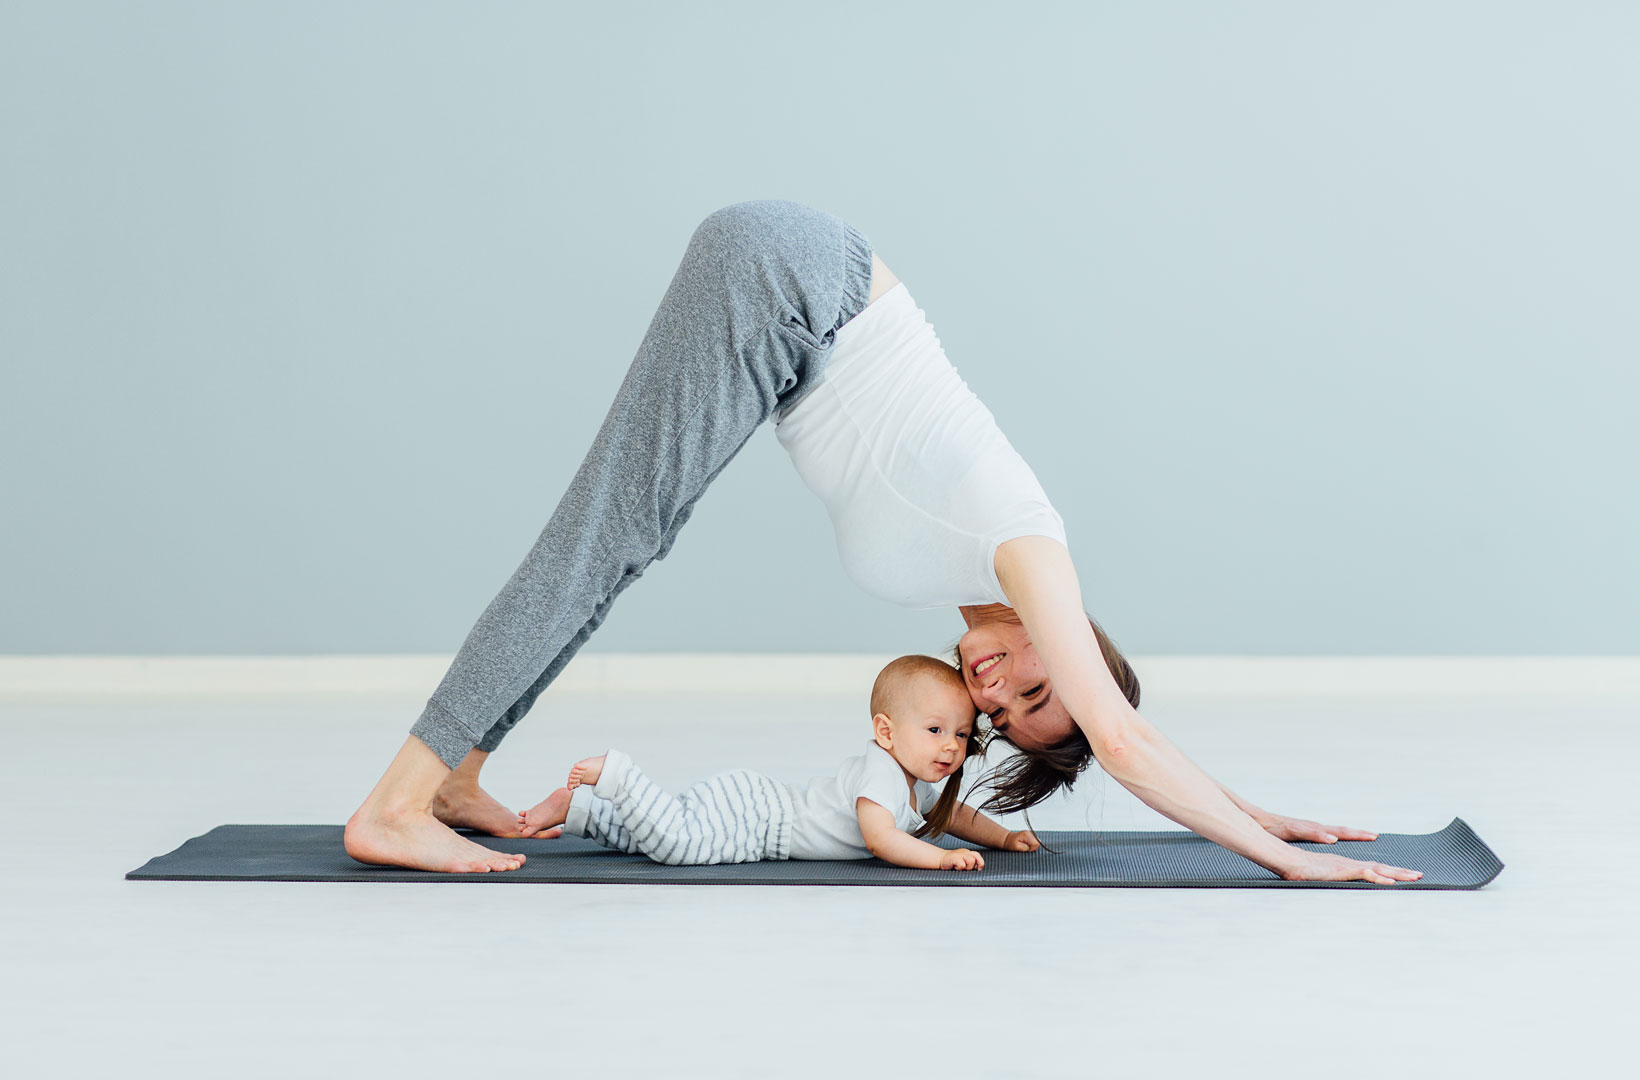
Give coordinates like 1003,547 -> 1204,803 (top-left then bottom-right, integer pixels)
564,748 -> 794,865
410,200 -> 874,768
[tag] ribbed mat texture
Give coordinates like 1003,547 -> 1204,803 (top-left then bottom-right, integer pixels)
128,818 -> 1502,888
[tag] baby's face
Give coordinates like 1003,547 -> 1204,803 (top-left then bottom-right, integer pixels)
884,680 -> 976,783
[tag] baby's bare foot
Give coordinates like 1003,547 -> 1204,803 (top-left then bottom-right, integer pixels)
518,787 -> 572,838
567,755 -> 606,790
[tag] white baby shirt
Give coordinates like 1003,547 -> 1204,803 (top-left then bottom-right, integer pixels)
774,281 -> 1067,610
787,742 -> 941,861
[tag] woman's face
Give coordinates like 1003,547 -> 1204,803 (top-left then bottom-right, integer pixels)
956,621 -> 1078,751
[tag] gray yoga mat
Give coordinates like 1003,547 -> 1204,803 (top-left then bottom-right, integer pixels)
127,817 -> 1502,888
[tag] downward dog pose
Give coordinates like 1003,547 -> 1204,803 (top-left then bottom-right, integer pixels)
344,199 -> 1420,885
517,655 -> 1040,869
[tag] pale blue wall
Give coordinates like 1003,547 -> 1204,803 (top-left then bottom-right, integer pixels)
3,1 -> 1635,655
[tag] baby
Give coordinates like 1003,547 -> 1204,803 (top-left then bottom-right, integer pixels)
516,653 -> 1040,870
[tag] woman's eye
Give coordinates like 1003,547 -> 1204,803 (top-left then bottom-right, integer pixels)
1026,684 -> 1043,696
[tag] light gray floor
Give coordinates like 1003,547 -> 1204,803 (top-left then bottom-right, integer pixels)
2,684 -> 1632,1078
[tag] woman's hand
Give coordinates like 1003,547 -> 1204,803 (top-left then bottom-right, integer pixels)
1256,812 -> 1379,845
939,848 -> 985,871
1002,829 -> 1041,852
1280,849 -> 1423,885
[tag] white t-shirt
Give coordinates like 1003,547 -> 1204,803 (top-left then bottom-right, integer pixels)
774,281 -> 1067,610
788,742 -> 942,861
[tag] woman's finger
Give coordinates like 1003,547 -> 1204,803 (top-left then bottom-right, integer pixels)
1368,862 -> 1421,883
1271,818 -> 1338,843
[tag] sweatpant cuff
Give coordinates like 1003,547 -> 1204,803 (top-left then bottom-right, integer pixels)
564,785 -> 596,839
408,701 -> 482,770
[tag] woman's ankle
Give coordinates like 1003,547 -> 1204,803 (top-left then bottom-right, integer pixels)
361,735 -> 455,814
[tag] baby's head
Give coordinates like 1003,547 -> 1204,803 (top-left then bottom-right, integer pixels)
869,654 -> 975,781
869,655 -> 978,838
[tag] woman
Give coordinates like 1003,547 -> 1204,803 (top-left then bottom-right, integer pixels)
345,200 -> 1420,885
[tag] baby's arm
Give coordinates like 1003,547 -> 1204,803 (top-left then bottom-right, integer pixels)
856,798 -> 984,871
943,802 -> 1042,853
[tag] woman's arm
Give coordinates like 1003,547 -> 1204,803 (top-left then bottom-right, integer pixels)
993,537 -> 1317,878
1219,783 -> 1270,824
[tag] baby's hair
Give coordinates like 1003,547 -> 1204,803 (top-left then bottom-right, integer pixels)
868,654 -> 979,842
869,653 -> 966,718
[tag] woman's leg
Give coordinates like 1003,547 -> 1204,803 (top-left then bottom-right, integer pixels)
438,251 -> 900,838
345,734 -> 526,873
346,200 -> 872,871
417,200 -> 873,761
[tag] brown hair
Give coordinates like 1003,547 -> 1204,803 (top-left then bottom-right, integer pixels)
949,614 -> 1140,827
869,654 -> 975,842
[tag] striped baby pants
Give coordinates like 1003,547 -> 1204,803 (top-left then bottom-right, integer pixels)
564,748 -> 795,865
409,201 -> 874,768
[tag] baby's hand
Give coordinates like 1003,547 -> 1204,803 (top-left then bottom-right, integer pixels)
939,848 -> 985,871
1003,830 -> 1041,852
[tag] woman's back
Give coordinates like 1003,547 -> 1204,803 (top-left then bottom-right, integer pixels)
775,282 -> 1065,609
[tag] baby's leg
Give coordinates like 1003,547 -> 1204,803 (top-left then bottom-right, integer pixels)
563,750 -> 778,865
569,789 -> 644,855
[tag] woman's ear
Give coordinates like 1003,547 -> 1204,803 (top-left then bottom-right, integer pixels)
871,712 -> 893,750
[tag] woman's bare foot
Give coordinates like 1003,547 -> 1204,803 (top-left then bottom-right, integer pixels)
343,735 -> 525,873
567,754 -> 606,789
346,806 -> 526,873
425,746 -> 525,838
517,787 -> 572,839
432,778 -> 527,839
